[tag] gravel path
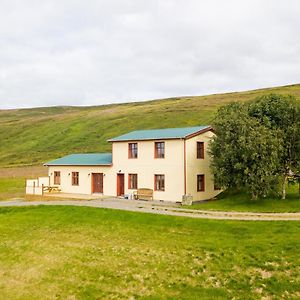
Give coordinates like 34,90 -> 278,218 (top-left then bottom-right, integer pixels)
1,198 -> 300,221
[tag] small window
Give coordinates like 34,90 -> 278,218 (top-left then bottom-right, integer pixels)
197,142 -> 204,159
128,174 -> 138,189
128,143 -> 138,158
155,142 -> 165,158
197,174 -> 205,192
54,171 -> 61,185
155,174 -> 165,191
72,172 -> 79,186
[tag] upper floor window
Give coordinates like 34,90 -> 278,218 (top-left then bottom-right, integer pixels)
128,174 -> 138,189
54,171 -> 61,185
197,174 -> 205,192
72,172 -> 79,186
155,142 -> 165,158
155,174 -> 165,191
128,143 -> 138,158
197,142 -> 204,159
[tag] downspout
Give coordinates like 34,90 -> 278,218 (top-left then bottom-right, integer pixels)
184,138 -> 187,195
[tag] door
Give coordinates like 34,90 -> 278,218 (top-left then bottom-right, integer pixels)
92,173 -> 103,193
117,173 -> 125,196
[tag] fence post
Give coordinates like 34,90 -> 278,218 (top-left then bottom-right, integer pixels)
33,181 -> 35,195
42,184 -> 44,196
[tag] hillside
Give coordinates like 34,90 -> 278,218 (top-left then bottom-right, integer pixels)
1,84 -> 300,168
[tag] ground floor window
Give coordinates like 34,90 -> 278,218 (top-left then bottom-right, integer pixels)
54,171 -> 61,185
197,174 -> 205,192
154,174 -> 165,191
128,174 -> 138,189
72,172 -> 79,186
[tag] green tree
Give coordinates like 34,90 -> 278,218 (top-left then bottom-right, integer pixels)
247,94 -> 300,199
210,103 -> 282,200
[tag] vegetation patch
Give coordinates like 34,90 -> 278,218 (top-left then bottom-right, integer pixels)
189,186 -> 300,213
0,177 -> 25,200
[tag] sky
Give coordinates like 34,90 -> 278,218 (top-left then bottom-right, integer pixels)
0,0 -> 300,109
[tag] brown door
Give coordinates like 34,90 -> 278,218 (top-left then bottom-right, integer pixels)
92,173 -> 103,193
117,173 -> 125,196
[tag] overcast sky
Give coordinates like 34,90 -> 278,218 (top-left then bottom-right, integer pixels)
0,0 -> 299,109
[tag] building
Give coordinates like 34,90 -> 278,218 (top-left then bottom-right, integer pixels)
44,126 -> 221,202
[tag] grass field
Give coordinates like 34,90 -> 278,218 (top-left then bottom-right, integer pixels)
1,84 -> 300,168
189,186 -> 300,213
0,206 -> 299,299
0,177 -> 25,200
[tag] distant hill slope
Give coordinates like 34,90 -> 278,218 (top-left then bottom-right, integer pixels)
1,84 -> 300,167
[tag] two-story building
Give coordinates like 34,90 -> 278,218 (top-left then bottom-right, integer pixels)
44,126 -> 221,202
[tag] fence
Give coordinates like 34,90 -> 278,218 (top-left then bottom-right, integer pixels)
25,177 -> 50,195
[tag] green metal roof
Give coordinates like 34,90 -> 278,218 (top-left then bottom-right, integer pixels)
108,126 -> 211,142
44,153 -> 112,166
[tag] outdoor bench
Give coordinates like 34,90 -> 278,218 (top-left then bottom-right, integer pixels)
134,188 -> 153,200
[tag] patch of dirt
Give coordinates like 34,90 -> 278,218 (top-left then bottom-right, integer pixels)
0,166 -> 47,178
250,267 -> 273,279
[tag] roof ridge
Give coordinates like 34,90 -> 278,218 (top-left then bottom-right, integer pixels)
108,125 -> 212,142
128,125 -> 206,131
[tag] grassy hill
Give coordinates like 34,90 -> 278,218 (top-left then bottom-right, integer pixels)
1,84 -> 300,167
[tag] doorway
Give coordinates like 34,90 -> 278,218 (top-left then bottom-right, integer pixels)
92,173 -> 103,193
117,173 -> 125,196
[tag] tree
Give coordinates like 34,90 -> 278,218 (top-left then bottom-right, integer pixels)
247,94 -> 300,199
210,103 -> 282,200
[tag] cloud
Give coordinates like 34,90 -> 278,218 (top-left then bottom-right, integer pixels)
0,0 -> 299,108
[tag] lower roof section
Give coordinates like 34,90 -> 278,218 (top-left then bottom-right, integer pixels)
44,153 -> 112,166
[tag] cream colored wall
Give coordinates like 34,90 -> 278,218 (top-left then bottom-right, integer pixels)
185,131 -> 221,201
48,166 -> 114,195
111,139 -> 185,202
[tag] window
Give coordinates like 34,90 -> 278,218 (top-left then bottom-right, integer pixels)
155,142 -> 165,158
72,172 -> 79,186
128,174 -> 138,189
197,142 -> 204,159
155,174 -> 165,191
54,171 -> 61,185
128,143 -> 138,158
197,174 -> 205,192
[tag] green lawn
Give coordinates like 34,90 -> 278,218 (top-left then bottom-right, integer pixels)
189,186 -> 300,213
0,206 -> 299,299
0,177 -> 25,200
